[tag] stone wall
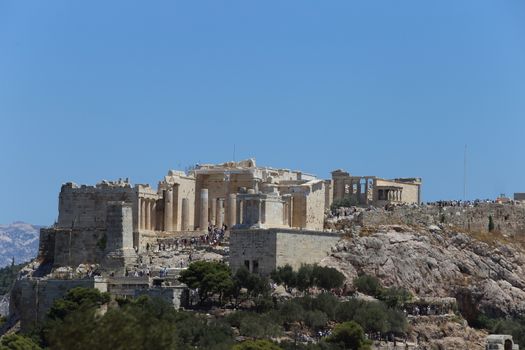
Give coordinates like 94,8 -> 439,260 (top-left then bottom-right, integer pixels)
275,230 -> 341,271
359,204 -> 525,235
49,228 -> 106,267
230,228 -> 341,276
375,179 -> 420,204
10,278 -> 106,331
57,182 -> 136,229
40,202 -> 136,271
305,181 -> 326,230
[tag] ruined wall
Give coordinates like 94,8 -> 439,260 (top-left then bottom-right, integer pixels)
305,182 -> 326,230
174,176 -> 195,231
10,278 -> 105,331
43,202 -> 136,271
38,229 -> 56,264
292,193 -> 307,228
52,228 -> 106,267
230,229 -> 341,276
57,183 -> 136,229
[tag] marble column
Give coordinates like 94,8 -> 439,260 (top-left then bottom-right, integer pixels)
210,197 -> 217,226
181,198 -> 189,231
164,188 -> 173,232
257,199 -> 262,224
236,199 -> 243,225
172,184 -> 179,231
228,193 -> 237,228
200,189 -> 209,231
151,200 -> 157,231
288,197 -> 294,228
145,199 -> 151,230
140,198 -> 146,230
216,198 -> 223,228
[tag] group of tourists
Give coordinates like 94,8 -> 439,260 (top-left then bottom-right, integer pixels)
327,207 -> 358,218
424,199 -> 497,207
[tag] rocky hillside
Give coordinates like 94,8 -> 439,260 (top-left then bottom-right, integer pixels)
0,222 -> 41,268
322,219 -> 525,323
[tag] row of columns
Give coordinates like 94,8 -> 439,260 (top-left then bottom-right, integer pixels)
198,189 -> 237,232
387,189 -> 402,202
140,189 -> 240,232
139,197 -> 156,231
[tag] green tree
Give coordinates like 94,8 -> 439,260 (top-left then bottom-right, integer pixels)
271,265 -> 296,289
304,310 -> 328,331
488,215 -> 495,232
233,267 -> 271,299
232,339 -> 283,350
0,334 -> 42,350
179,261 -> 233,303
353,302 -> 390,334
335,300 -> 361,322
279,301 -> 305,326
47,287 -> 110,320
312,266 -> 345,291
326,321 -> 371,350
296,264 -> 315,292
0,262 -> 25,295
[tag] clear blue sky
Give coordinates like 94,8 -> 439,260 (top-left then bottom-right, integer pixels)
1,1 -> 524,225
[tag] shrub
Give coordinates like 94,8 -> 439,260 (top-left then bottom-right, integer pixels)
232,339 -> 283,350
304,310 -> 328,331
353,274 -> 382,297
378,287 -> 412,308
331,196 -> 359,210
326,321 -> 371,350
0,334 -> 42,350
312,266 -> 345,291
271,265 -> 296,289
335,299 -> 361,322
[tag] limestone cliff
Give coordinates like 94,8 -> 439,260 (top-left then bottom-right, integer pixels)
322,220 -> 525,322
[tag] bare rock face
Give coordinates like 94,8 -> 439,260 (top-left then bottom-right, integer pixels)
322,224 -> 525,320
408,316 -> 487,349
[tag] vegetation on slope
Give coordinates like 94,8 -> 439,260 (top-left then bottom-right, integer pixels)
0,261 -> 25,295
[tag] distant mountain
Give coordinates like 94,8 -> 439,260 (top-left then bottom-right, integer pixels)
0,222 -> 42,268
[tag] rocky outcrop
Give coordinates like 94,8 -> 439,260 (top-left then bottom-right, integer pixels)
322,224 -> 525,321
408,316 -> 487,349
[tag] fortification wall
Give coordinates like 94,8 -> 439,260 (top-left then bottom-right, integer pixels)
57,183 -> 136,229
10,278 -> 104,331
39,202 -> 136,271
52,228 -> 106,267
359,203 -> 525,235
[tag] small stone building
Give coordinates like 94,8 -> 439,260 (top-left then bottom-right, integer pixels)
229,228 -> 341,276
